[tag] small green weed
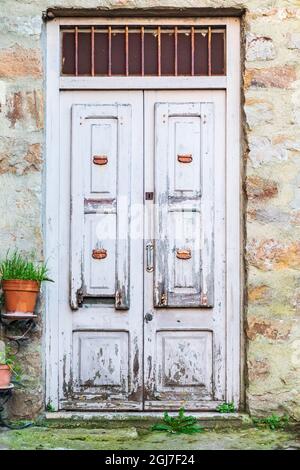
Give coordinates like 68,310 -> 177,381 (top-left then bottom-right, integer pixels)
216,402 -> 236,413
0,345 -> 22,382
46,403 -> 56,413
151,408 -> 204,434
252,414 -> 289,430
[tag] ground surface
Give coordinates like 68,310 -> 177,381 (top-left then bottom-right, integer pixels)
0,419 -> 300,450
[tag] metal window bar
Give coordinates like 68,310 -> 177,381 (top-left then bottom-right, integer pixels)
64,25 -> 226,77
191,26 -> 195,76
141,26 -> 145,76
125,26 -> 129,76
157,26 -> 161,76
91,26 -> 95,76
74,26 -> 78,76
174,26 -> 178,76
208,26 -> 212,76
108,26 -> 112,76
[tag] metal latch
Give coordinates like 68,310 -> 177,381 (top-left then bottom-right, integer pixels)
176,248 -> 192,260
92,248 -> 107,260
93,155 -> 108,165
177,154 -> 193,164
145,192 -> 154,201
160,293 -> 168,306
146,242 -> 154,272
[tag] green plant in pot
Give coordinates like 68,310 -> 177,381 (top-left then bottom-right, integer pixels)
0,341 -> 21,388
0,251 -> 52,317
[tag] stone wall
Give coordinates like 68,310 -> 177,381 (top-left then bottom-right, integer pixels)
0,0 -> 300,420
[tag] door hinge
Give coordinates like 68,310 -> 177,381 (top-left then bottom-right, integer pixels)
160,292 -> 168,306
76,288 -> 84,308
200,291 -> 208,306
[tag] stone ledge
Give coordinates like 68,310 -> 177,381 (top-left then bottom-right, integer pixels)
44,411 -> 251,429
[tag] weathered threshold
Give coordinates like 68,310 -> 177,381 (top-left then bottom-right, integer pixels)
44,412 -> 251,430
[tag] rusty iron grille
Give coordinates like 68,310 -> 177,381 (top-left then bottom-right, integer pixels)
61,25 -> 226,76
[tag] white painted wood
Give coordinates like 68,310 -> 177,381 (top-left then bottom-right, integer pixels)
84,214 -> 116,295
73,331 -> 129,394
70,104 -> 131,309
225,18 -> 241,408
58,91 -> 144,410
60,76 -> 227,90
154,102 -> 214,308
45,18 -> 241,412
144,90 -> 226,409
45,18 -> 61,410
115,104 -> 132,310
58,17 -> 237,26
156,330 -> 213,398
90,120 -> 117,195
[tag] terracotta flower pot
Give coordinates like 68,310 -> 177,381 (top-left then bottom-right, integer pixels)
0,365 -> 11,388
2,279 -> 40,315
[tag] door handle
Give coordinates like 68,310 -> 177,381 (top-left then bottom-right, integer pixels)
146,242 -> 154,272
145,312 -> 153,322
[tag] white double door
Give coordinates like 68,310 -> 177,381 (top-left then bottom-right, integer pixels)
58,89 -> 227,411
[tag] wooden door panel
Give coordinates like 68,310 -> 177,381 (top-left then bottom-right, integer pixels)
90,121 -> 117,195
59,91 -> 143,410
154,102 -> 214,308
155,330 -> 213,399
168,210 -> 201,295
70,104 -> 131,309
144,90 -> 226,410
72,331 -> 129,396
170,117 -> 201,193
83,214 -> 116,296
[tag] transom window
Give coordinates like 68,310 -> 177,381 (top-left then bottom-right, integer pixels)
61,25 -> 226,77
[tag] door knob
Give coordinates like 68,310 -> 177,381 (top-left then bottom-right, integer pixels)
145,312 -> 153,322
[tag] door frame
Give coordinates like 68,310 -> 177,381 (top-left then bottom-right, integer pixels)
45,16 -> 242,410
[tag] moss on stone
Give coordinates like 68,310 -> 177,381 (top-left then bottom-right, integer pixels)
0,424 -> 299,451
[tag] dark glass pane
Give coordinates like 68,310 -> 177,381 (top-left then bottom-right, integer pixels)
62,32 -> 75,75
178,32 -> 191,75
94,32 -> 109,75
78,32 -> 91,75
194,32 -> 208,75
111,32 -> 126,75
144,31 -> 158,75
129,33 -> 141,75
161,31 -> 175,75
211,32 -> 225,75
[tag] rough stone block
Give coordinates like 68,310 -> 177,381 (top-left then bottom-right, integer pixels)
5,89 -> 43,129
0,139 -> 42,175
246,34 -> 276,61
246,176 -> 278,201
248,136 -> 288,167
247,238 -> 300,271
0,45 -> 42,78
244,98 -> 273,128
248,357 -> 271,381
245,66 -> 296,89
287,32 -> 300,49
248,285 -> 270,303
247,317 -> 291,341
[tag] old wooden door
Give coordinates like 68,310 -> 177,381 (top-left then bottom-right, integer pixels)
58,89 -> 226,411
59,91 -> 144,410
143,90 -> 226,410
